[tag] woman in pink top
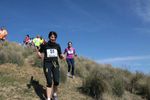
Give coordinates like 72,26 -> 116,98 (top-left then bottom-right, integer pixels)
64,41 -> 77,78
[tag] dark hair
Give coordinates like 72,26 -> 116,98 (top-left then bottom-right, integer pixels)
48,31 -> 57,39
68,41 -> 72,45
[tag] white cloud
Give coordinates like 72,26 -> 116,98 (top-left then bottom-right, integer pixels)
134,0 -> 150,22
97,55 -> 150,63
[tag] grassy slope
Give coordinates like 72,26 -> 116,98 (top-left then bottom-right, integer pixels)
0,63 -> 93,100
0,61 -> 145,100
0,42 -> 147,100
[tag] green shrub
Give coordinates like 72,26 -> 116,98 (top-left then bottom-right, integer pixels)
3,41 -> 9,46
0,47 -> 24,66
8,51 -> 24,66
129,72 -> 144,93
32,56 -> 42,67
145,78 -> 150,100
74,58 -> 87,78
112,78 -> 124,97
59,60 -> 67,83
75,57 -> 99,78
60,66 -> 67,83
81,68 -> 107,100
136,77 -> 150,99
75,64 -> 88,78
0,42 -> 36,66
0,50 -> 7,64
22,47 -> 34,58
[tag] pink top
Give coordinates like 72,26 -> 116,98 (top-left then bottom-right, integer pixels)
64,47 -> 75,59
25,36 -> 30,43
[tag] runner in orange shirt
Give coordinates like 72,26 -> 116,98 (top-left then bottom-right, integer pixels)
0,27 -> 8,42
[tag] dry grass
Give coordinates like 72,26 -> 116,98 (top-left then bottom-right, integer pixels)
0,64 -> 41,100
103,91 -> 145,100
0,42 -> 149,100
0,63 -> 93,100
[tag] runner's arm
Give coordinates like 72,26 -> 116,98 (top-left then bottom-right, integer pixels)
58,44 -> 66,60
37,44 -> 44,60
63,48 -> 67,55
37,51 -> 43,59
74,49 -> 77,57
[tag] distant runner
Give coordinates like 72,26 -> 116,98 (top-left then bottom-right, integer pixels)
0,27 -> 8,42
23,34 -> 30,47
40,36 -> 44,44
64,41 -> 77,79
32,35 -> 41,49
37,31 -> 65,100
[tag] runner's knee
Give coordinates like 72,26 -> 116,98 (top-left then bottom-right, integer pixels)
47,82 -> 52,87
47,77 -> 52,87
54,81 -> 59,86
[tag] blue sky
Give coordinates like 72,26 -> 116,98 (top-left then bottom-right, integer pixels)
1,0 -> 150,74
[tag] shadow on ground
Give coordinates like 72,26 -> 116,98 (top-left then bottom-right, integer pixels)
27,76 -> 46,100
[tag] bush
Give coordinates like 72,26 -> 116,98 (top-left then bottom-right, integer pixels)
2,41 -> 9,46
0,47 -> 24,66
58,60 -> 67,83
136,77 -> 150,99
0,50 -> 7,64
112,78 -> 124,97
129,72 -> 144,93
0,42 -> 37,66
81,68 -> 107,100
22,47 -> 34,58
75,64 -> 89,78
32,56 -> 43,67
75,57 -> 87,78
145,78 -> 150,100
60,66 -> 67,83
75,57 -> 99,78
8,51 -> 24,66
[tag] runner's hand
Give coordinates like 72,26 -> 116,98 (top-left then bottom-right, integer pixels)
60,54 -> 66,61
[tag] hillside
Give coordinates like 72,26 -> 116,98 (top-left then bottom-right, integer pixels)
0,42 -> 149,100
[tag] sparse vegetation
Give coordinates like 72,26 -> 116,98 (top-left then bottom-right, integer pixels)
112,77 -> 124,97
0,42 -> 149,100
0,42 -> 25,66
81,69 -> 107,100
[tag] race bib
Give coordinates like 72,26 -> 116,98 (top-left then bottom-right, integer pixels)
67,50 -> 74,54
47,49 -> 58,57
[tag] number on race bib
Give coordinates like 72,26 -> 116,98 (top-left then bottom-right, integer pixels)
68,50 -> 74,54
47,49 -> 58,57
